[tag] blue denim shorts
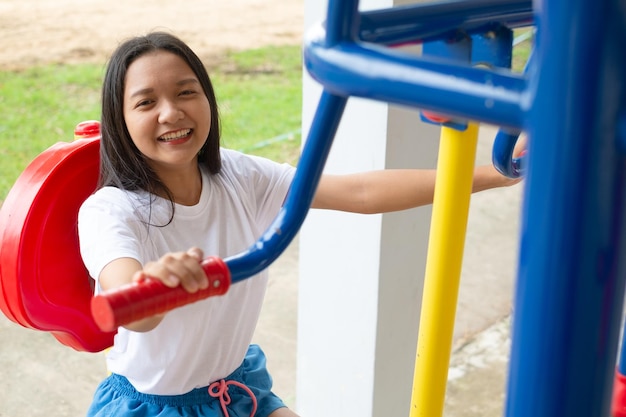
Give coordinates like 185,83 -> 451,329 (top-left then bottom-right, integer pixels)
86,344 -> 286,417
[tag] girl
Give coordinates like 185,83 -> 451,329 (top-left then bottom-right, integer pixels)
78,31 -> 520,417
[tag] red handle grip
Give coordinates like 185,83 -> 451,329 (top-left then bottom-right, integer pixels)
90,256 -> 231,332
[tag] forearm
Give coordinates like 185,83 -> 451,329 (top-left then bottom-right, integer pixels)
312,169 -> 437,214
358,169 -> 438,213
356,166 -> 514,213
313,164 -> 520,214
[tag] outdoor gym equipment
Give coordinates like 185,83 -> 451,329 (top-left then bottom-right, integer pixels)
0,1 -> 625,417
302,1 -> 625,416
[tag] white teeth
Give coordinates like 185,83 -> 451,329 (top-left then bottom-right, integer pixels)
159,129 -> 191,141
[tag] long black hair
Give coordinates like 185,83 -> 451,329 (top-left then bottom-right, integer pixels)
98,31 -> 221,202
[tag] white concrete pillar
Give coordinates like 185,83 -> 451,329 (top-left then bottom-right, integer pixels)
297,1 -> 439,416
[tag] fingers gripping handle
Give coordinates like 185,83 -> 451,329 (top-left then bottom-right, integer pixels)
90,257 -> 231,332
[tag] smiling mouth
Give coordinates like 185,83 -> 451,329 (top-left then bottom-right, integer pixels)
158,129 -> 192,142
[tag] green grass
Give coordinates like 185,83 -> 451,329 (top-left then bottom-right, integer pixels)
512,28 -> 533,72
213,46 -> 303,164
0,45 -> 303,201
0,64 -> 104,199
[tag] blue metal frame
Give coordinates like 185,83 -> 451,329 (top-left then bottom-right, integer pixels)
507,0 -> 626,415
224,0 -> 626,415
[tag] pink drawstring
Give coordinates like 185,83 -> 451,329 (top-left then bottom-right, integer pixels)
208,379 -> 258,417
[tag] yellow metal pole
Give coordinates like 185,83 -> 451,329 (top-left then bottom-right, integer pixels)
409,122 -> 479,417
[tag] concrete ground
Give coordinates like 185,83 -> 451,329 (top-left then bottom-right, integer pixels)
0,125 -> 522,416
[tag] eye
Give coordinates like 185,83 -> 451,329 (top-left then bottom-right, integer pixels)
179,89 -> 197,97
135,99 -> 154,108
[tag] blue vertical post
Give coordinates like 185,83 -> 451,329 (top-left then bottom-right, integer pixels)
506,0 -> 626,417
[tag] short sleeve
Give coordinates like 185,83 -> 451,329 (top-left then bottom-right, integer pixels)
78,187 -> 146,290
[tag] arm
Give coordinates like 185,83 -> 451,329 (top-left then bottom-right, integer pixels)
311,163 -> 521,214
98,248 -> 208,332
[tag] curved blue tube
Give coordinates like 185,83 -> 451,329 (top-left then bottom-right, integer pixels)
304,30 -> 526,128
492,45 -> 535,178
492,128 -> 525,178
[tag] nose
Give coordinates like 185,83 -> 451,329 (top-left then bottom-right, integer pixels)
158,100 -> 184,124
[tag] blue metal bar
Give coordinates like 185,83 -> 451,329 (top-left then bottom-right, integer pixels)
304,34 -> 526,128
492,128 -> 524,178
471,25 -> 513,68
359,0 -> 533,45
506,0 -> 626,416
224,92 -> 347,283
492,47 -> 534,178
325,0 -> 359,46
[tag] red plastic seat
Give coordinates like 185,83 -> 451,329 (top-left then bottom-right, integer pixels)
0,122 -> 115,352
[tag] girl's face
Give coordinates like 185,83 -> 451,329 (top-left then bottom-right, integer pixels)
123,50 -> 211,175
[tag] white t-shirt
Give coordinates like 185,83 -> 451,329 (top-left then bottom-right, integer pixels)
78,148 -> 295,395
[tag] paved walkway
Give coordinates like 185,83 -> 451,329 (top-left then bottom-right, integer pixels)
0,126 -> 522,416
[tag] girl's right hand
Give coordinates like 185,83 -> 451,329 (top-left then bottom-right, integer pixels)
134,247 -> 208,293
98,247 -> 207,331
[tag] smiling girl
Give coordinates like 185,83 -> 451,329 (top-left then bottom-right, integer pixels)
78,31 -> 520,417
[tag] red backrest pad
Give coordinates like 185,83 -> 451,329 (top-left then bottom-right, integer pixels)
0,137 -> 115,352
